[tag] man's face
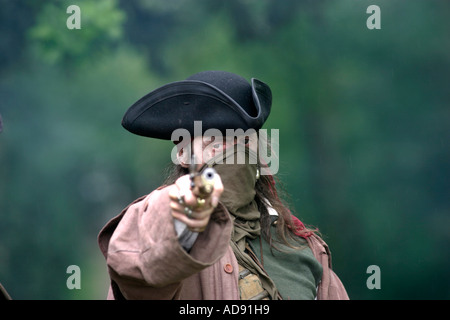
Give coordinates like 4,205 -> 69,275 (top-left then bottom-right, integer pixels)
188,132 -> 258,168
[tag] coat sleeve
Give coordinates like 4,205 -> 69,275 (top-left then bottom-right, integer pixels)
306,234 -> 349,300
105,186 -> 233,299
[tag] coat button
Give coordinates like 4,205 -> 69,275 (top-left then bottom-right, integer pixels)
224,263 -> 233,274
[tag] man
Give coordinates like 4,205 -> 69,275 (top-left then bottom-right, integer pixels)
98,71 -> 348,300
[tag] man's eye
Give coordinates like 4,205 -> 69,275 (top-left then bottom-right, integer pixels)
238,137 -> 250,145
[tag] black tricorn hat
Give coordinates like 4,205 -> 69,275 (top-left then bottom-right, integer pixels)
121,71 -> 272,140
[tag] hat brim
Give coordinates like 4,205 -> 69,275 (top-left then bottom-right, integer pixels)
122,78 -> 271,140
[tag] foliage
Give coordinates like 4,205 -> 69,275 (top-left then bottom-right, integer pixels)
28,0 -> 125,66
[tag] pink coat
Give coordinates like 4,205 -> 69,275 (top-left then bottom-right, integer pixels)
98,186 -> 349,300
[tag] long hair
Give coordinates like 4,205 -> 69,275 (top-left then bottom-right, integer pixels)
255,172 -> 318,251
162,161 -> 317,251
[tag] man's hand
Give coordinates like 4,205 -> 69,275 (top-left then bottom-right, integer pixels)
168,174 -> 223,232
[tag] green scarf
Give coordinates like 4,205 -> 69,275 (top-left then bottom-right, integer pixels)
206,149 -> 279,300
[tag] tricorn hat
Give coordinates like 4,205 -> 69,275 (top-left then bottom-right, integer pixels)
121,71 -> 272,140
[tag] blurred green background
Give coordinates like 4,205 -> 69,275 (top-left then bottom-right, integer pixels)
0,0 -> 448,300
